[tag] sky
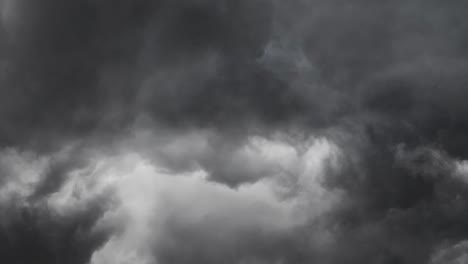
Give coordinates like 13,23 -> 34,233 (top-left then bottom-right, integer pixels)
1,0 -> 468,263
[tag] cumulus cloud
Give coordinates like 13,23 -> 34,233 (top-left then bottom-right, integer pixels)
0,134 -> 343,264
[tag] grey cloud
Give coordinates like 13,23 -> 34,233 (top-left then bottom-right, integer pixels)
2,0 -> 468,263
430,240 -> 468,264
0,148 -> 112,264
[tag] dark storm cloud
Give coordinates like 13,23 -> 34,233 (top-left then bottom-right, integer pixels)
2,0 -> 468,263
0,199 -> 109,264
0,0 -> 285,149
0,145 -> 114,264
318,130 -> 468,263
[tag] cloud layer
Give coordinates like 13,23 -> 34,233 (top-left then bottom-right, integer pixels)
2,0 -> 468,263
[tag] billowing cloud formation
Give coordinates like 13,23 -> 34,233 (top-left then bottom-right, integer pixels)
0,135 -> 342,264
2,0 -> 468,263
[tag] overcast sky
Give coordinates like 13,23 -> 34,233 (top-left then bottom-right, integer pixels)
1,0 -> 468,263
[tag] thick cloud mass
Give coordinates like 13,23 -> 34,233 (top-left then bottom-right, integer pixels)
1,0 -> 468,263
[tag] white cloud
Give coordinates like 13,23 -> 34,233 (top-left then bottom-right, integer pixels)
0,132 -> 344,264
89,135 -> 343,264
0,148 -> 48,205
